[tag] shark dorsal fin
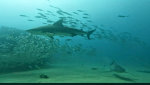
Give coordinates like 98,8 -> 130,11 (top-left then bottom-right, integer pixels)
53,19 -> 64,27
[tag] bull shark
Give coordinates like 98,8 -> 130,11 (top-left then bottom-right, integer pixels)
26,19 -> 96,40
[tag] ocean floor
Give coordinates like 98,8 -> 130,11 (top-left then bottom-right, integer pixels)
0,64 -> 149,83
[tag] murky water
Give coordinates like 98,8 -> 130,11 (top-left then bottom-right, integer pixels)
0,0 -> 150,83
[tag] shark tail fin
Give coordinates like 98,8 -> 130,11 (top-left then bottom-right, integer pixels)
87,29 -> 96,40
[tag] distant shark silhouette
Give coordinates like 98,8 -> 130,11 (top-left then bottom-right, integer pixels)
26,19 -> 96,40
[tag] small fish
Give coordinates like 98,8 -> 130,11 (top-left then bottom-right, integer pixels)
75,19 -> 80,22
70,22 -> 77,24
82,16 -> 89,19
71,24 -> 76,27
42,22 -> 47,24
83,13 -> 89,16
49,5 -> 60,10
19,14 -> 28,17
67,16 -> 73,19
35,16 -> 42,18
28,19 -> 34,21
72,12 -> 78,15
42,17 -> 48,20
92,25 -> 98,28
87,20 -> 92,22
38,13 -> 46,17
37,8 -> 44,11
57,11 -> 64,15
82,24 -> 87,27
47,20 -> 53,23
45,13 -> 50,15
59,16 -> 66,19
47,10 -> 52,13
61,11 -> 72,16
50,13 -> 56,16
77,10 -> 84,12
118,15 -> 128,18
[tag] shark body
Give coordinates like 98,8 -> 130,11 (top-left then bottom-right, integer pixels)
27,19 -> 96,39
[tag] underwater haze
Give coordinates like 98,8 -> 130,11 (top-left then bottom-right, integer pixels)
0,0 -> 150,83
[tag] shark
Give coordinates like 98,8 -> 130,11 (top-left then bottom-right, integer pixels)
26,19 -> 96,40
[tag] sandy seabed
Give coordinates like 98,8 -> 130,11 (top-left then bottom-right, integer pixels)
0,64 -> 149,83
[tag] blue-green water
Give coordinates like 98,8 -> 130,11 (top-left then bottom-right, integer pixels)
0,0 -> 150,83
